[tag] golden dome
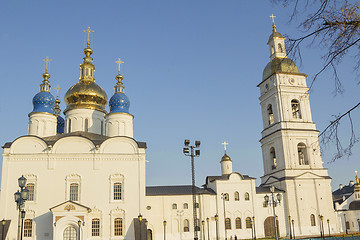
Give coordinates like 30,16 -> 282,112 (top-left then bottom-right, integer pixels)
221,153 -> 232,162
64,81 -> 108,114
263,57 -> 299,81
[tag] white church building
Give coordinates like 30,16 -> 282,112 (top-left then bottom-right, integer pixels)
0,22 -> 359,240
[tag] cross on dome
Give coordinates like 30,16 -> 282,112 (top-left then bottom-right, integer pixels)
54,85 -> 62,98
115,58 -> 124,74
84,26 -> 94,47
222,141 -> 229,152
43,56 -> 52,73
269,14 -> 277,32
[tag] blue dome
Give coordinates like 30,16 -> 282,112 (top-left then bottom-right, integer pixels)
57,116 -> 65,134
109,92 -> 130,114
32,91 -> 56,115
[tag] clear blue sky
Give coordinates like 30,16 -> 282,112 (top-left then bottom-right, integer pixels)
0,0 -> 359,190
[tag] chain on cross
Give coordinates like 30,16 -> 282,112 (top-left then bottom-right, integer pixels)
115,58 -> 124,74
43,56 -> 52,73
84,26 -> 94,47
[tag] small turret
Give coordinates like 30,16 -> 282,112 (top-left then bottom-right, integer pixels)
220,142 -> 232,175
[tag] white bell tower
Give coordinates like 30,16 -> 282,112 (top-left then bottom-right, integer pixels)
258,17 -> 338,236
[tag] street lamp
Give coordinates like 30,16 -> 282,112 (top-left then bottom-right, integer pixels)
163,220 -> 167,240
344,214 -> 348,235
183,139 -> 201,240
318,215 -> 324,240
264,186 -> 281,240
251,219 -> 254,240
215,214 -> 219,240
77,220 -> 81,240
291,220 -> 295,239
252,216 -> 256,240
14,175 -> 29,240
221,193 -> 228,240
288,216 -> 292,239
327,219 -> 331,237
206,218 -> 210,240
1,219 -> 5,240
201,221 -> 205,240
20,210 -> 25,240
138,214 -> 142,240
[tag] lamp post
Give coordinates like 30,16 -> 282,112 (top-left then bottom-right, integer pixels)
206,218 -> 210,240
252,216 -> 256,240
327,219 -> 331,237
183,139 -> 201,240
14,175 -> 29,240
288,216 -> 292,239
163,220 -> 167,240
201,221 -> 205,240
291,220 -> 295,239
251,219 -> 254,240
77,220 -> 81,240
357,219 -> 360,233
344,214 -> 348,235
264,186 -> 281,240
138,214 -> 143,240
20,210 -> 25,240
221,193 -> 228,240
318,215 -> 324,240
1,219 -> 5,240
215,214 -> 219,240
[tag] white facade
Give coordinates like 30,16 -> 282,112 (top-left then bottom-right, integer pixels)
0,24 -> 357,240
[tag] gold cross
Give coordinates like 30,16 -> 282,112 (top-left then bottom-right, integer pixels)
115,58 -> 124,74
54,85 -> 62,98
221,141 -> 229,152
270,14 -> 276,24
84,26 -> 94,46
43,56 -> 52,73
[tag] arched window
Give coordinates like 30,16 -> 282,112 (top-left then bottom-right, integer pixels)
24,219 -> 33,237
270,147 -> 277,169
172,203 -> 177,209
246,217 -> 252,229
68,119 -> 72,133
184,219 -> 190,232
310,214 -> 316,226
234,191 -> 240,201
278,43 -> 283,53
245,192 -> 250,201
84,119 -> 89,132
92,218 -> 100,236
267,104 -> 274,125
69,183 -> 79,201
225,218 -> 231,230
63,226 -> 77,240
236,217 -> 242,229
183,203 -> 188,209
271,45 -> 275,54
291,100 -> 302,119
114,218 -> 123,236
298,143 -> 308,165
114,182 -> 122,200
26,183 -> 35,201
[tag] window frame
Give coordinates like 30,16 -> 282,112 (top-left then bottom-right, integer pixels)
236,217 -> 242,229
113,182 -> 122,201
91,218 -> 100,237
225,218 -> 231,230
114,218 -> 123,236
109,174 -> 124,203
23,219 -> 33,237
244,192 -> 250,201
234,191 -> 240,201
291,99 -> 302,119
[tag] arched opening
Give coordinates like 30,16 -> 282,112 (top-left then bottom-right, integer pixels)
236,217 -> 242,229
172,203 -> 177,209
245,192 -> 250,201
68,119 -> 71,133
270,147 -> 277,169
291,100 -> 302,119
278,43 -> 283,53
184,219 -> 189,232
225,218 -> 231,230
147,229 -> 153,240
310,214 -> 316,226
246,217 -> 252,229
271,45 -> 275,54
297,143 -> 308,165
234,191 -> 240,201
349,201 -> 360,210
63,226 -> 77,240
113,182 -> 122,200
264,216 -> 279,237
183,203 -> 188,209
267,104 -> 274,125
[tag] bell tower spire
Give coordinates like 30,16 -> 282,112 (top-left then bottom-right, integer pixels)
79,27 -> 95,82
268,14 -> 286,59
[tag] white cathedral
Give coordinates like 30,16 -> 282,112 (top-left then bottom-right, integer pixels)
1,22 -> 360,240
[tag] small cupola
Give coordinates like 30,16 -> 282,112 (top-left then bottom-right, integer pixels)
267,14 -> 287,60
220,141 -> 232,175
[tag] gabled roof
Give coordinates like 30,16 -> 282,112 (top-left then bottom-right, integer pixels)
256,186 -> 285,194
332,184 -> 355,204
146,185 -> 216,196
49,200 -> 91,211
3,131 -> 147,149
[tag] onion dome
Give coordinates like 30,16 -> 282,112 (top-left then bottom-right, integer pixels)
31,71 -> 56,115
263,58 -> 299,81
109,59 -> 130,114
54,96 -> 65,134
64,43 -> 108,114
221,152 -> 232,162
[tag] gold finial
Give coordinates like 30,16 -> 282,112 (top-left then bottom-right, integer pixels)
356,171 -> 359,185
54,85 -> 62,98
84,26 -> 94,47
115,58 -> 124,74
43,56 -> 52,73
221,141 -> 229,153
269,14 -> 277,32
